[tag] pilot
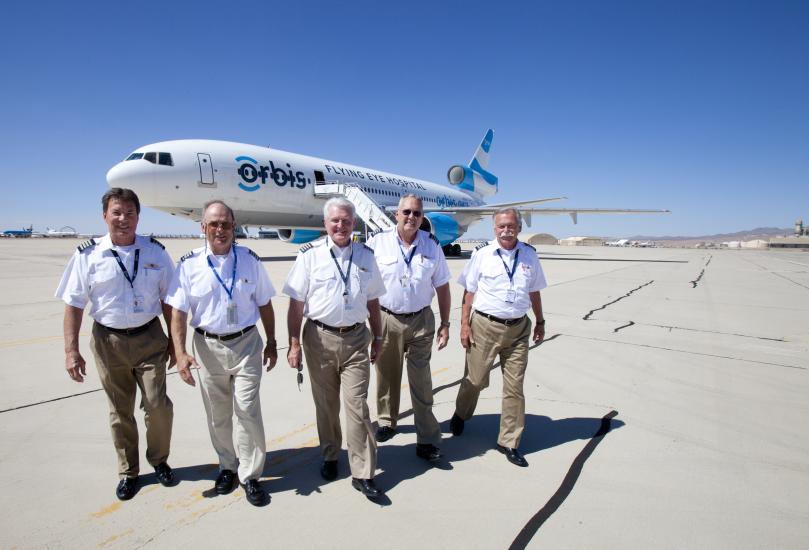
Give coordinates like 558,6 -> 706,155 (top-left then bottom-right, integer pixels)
167,200 -> 278,507
56,187 -> 176,501
284,197 -> 386,499
366,194 -> 451,461
449,207 -> 547,467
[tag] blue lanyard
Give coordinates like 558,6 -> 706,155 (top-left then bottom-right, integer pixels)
330,246 -> 353,296
399,243 -> 417,269
110,249 -> 139,289
496,248 -> 520,284
207,245 -> 237,300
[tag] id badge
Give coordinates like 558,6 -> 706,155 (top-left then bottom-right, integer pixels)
399,275 -> 410,288
343,292 -> 354,311
132,294 -> 145,313
505,289 -> 516,303
227,303 -> 238,325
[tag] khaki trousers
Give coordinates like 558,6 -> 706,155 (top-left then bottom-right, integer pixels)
376,308 -> 441,446
90,319 -> 173,479
193,328 -> 266,483
455,313 -> 531,448
302,320 -> 377,479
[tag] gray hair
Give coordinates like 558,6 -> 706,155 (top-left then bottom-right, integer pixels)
202,200 -> 236,223
492,207 -> 522,227
397,193 -> 423,209
323,197 -> 356,219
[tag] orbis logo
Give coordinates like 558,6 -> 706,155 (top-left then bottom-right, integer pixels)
236,156 -> 310,192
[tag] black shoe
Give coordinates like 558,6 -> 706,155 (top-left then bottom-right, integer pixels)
116,477 -> 138,501
351,478 -> 382,499
320,460 -> 338,482
375,426 -> 397,442
450,413 -> 465,436
214,469 -> 236,495
496,444 -> 528,467
244,479 -> 267,506
416,443 -> 442,461
154,462 -> 175,487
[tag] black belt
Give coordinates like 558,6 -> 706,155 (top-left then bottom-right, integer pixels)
195,324 -> 255,341
475,311 -> 526,326
310,319 -> 363,334
380,305 -> 428,318
96,317 -> 157,336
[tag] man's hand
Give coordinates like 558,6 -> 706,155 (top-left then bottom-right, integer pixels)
287,341 -> 303,370
436,325 -> 450,350
533,323 -> 545,343
370,338 -> 382,364
264,341 -> 278,372
176,352 -> 198,387
65,350 -> 86,383
460,324 -> 475,349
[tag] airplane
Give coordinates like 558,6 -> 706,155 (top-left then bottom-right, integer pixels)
2,225 -> 33,238
106,130 -> 669,255
45,226 -> 78,238
605,239 -> 630,247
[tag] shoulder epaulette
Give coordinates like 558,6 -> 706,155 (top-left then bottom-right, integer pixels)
180,250 -> 195,262
361,243 -> 373,252
368,228 -> 382,239
246,248 -> 261,261
474,242 -> 488,252
299,243 -> 314,253
77,239 -> 96,253
522,242 -> 536,251
149,236 -> 165,249
428,233 -> 439,245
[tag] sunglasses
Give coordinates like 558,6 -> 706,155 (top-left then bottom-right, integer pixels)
401,209 -> 423,218
206,221 -> 234,230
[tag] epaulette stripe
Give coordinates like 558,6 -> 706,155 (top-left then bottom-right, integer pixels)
361,243 -> 373,252
523,242 -> 536,251
428,233 -> 439,245
77,238 -> 96,252
299,243 -> 313,253
369,229 -> 382,239
180,251 -> 195,262
244,248 -> 260,261
474,242 -> 488,251
149,236 -> 165,249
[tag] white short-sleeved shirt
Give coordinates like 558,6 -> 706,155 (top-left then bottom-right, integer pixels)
166,244 -> 275,334
457,240 -> 547,319
55,234 -> 174,329
283,236 -> 386,327
367,228 -> 450,314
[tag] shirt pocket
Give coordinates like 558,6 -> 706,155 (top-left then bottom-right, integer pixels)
234,277 -> 257,306
313,267 -> 339,295
412,256 -> 435,283
189,274 -> 216,299
88,262 -> 121,309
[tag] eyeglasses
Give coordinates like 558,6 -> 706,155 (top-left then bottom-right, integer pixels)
401,209 -> 422,218
206,221 -> 234,230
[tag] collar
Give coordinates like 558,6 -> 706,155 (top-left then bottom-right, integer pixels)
326,236 -> 352,257
99,233 -> 140,251
396,228 -> 419,248
204,242 -> 234,260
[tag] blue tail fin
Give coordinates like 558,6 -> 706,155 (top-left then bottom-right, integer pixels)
447,129 -> 498,197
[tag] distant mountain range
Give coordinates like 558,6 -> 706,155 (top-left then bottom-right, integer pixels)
622,227 -> 794,242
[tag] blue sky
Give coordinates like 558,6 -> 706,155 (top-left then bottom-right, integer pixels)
1,0 -> 806,239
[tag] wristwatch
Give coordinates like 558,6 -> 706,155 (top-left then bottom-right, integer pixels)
440,321 -> 451,328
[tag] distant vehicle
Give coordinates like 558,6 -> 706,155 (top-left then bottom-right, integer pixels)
46,226 -> 78,238
3,225 -> 33,237
606,239 -> 630,247
107,130 -> 669,256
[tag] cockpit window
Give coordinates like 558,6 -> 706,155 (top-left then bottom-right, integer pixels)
144,152 -> 157,164
158,152 -> 173,166
126,153 -> 144,161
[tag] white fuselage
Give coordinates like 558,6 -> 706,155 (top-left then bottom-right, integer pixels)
106,140 -> 482,229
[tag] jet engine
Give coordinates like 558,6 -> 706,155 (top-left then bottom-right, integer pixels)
277,229 -> 325,244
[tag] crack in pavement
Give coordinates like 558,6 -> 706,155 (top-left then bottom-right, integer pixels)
613,321 -> 635,333
582,280 -> 654,321
562,333 -> 806,370
690,255 -> 712,288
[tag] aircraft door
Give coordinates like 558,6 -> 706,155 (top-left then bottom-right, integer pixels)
197,153 -> 215,186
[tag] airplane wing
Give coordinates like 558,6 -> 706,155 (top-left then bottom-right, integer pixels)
417,206 -> 671,225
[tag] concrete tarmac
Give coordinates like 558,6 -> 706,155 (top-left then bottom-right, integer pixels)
0,238 -> 807,549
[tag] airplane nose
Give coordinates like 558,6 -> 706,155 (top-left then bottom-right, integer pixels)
106,160 -> 153,192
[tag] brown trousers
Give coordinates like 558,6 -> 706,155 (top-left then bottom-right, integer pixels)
454,312 -> 531,448
91,319 -> 173,478
376,308 -> 441,446
302,320 -> 377,479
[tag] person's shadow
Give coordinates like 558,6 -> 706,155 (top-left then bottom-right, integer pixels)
374,413 -> 624,492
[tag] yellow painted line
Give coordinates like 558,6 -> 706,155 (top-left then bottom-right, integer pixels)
90,502 -> 121,518
164,491 -> 205,511
97,527 -> 133,548
266,422 -> 315,446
